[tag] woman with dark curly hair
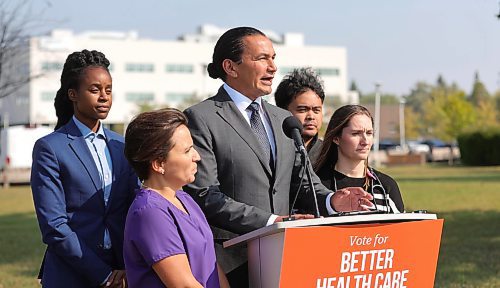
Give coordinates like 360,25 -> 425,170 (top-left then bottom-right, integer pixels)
31,49 -> 139,288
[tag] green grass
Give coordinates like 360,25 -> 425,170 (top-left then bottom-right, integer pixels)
0,165 -> 499,287
383,164 -> 500,287
0,186 -> 44,288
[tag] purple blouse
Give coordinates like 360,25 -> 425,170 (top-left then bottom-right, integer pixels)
124,188 -> 219,288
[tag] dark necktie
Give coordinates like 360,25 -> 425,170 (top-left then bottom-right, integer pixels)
247,102 -> 274,170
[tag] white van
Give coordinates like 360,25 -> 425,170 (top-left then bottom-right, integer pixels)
0,125 -> 53,184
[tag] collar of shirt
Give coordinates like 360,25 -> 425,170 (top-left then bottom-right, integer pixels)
72,117 -> 113,249
223,83 -> 264,124
73,116 -> 106,140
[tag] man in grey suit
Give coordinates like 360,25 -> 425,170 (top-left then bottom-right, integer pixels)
184,27 -> 373,287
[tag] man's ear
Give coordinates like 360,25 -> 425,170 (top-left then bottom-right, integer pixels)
222,59 -> 238,78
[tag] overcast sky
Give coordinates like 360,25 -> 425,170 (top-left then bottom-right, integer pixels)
32,0 -> 500,96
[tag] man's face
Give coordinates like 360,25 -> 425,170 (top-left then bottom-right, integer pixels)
287,89 -> 323,141
230,35 -> 277,100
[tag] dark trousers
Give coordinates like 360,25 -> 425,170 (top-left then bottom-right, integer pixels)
226,262 -> 249,288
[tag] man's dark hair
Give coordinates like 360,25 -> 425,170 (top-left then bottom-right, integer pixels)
274,67 -> 325,109
54,49 -> 110,130
207,27 -> 266,81
124,108 -> 188,181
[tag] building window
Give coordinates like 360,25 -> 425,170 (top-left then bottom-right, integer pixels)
165,92 -> 192,102
279,66 -> 297,75
165,64 -> 194,73
316,68 -> 340,76
41,91 -> 55,101
125,63 -> 154,72
280,67 -> 339,77
41,62 -> 63,72
125,92 -> 155,102
15,97 -> 29,106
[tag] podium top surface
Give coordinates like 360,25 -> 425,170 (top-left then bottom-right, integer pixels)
223,212 -> 437,248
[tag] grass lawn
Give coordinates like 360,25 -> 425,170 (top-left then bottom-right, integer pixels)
0,186 -> 44,288
384,164 -> 500,287
0,164 -> 499,287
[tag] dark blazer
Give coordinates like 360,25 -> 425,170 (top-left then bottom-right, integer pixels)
31,119 -> 138,288
184,86 -> 332,272
307,135 -> 323,165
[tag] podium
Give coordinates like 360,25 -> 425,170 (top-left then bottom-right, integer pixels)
224,213 -> 443,288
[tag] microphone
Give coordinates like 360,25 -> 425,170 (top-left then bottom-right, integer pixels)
282,115 -> 320,218
282,116 -> 306,155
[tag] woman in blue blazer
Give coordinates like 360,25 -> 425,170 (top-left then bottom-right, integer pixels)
31,50 -> 138,288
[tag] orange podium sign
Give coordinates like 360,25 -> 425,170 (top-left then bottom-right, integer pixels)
224,213 -> 443,288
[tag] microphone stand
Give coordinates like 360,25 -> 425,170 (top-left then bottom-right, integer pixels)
285,139 -> 320,220
303,151 -> 320,218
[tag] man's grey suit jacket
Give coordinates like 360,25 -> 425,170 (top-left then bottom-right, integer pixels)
184,86 -> 332,270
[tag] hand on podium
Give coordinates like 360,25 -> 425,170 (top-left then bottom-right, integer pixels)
274,214 -> 315,223
331,187 -> 374,212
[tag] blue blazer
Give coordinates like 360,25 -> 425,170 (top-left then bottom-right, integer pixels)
31,119 -> 138,287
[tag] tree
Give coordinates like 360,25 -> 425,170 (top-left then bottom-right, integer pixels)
405,81 -> 433,114
422,88 -> 476,141
474,99 -> 498,129
494,90 -> 500,121
436,74 -> 446,89
405,76 -> 464,114
469,71 -> 491,106
349,80 -> 361,96
0,0 -> 48,99
404,75 -> 499,141
402,106 -> 423,140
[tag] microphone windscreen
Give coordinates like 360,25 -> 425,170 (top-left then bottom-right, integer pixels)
282,116 -> 303,139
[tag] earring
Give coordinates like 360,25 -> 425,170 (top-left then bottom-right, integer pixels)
159,169 -> 165,175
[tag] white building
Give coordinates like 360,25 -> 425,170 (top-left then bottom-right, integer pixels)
0,24 -> 352,126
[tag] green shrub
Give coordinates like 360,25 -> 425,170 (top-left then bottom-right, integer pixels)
458,128 -> 500,165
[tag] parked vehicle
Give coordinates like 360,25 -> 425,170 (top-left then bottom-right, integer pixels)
378,139 -> 400,151
419,139 -> 460,162
407,140 -> 430,154
0,125 -> 53,184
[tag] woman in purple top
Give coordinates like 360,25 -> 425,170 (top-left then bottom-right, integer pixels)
123,108 -> 229,288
